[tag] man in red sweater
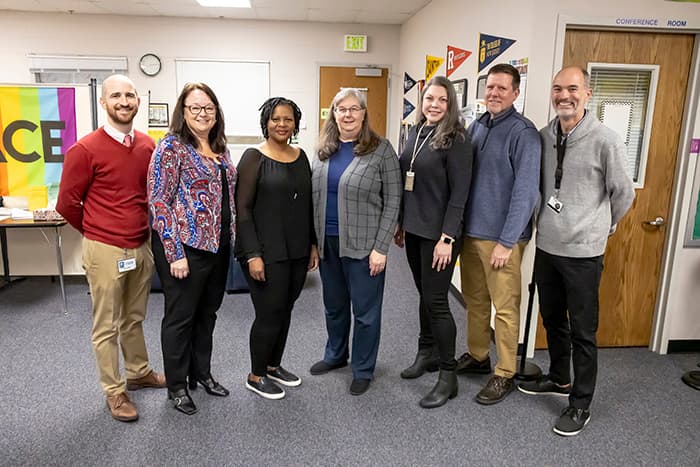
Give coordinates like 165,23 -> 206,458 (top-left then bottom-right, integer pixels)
57,74 -> 165,422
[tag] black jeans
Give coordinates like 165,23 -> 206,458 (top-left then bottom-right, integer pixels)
534,248 -> 604,410
242,257 -> 308,377
404,232 -> 462,371
153,235 -> 230,392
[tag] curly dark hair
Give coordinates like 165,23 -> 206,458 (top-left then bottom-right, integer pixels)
258,97 -> 302,140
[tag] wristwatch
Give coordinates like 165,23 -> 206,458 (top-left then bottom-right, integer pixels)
442,235 -> 454,245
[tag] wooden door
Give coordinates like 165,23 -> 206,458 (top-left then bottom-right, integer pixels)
535,30 -> 694,348
318,66 -> 389,137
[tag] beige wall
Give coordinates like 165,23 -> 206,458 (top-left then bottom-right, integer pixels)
0,11 -> 402,277
3,2 -> 700,347
400,0 -> 700,349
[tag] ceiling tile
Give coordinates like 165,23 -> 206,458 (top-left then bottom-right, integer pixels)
0,0 -> 431,24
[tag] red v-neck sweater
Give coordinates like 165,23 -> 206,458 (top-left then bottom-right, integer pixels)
57,128 -> 155,248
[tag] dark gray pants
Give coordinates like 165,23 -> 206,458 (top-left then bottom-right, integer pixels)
534,248 -> 604,410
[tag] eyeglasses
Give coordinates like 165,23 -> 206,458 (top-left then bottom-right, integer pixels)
334,106 -> 364,115
185,104 -> 216,115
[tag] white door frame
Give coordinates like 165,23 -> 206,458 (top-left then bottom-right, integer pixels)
529,14 -> 700,355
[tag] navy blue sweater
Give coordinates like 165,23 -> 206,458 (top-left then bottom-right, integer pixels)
463,106 -> 541,247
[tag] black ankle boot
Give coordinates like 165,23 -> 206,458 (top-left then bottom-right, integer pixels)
401,347 -> 439,379
419,370 -> 458,408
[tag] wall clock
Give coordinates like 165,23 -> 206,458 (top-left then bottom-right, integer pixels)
139,53 -> 161,77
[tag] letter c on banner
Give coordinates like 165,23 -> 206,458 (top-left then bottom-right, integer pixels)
2,120 -> 41,163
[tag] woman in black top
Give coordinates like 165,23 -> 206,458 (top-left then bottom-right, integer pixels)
395,76 -> 473,408
235,97 -> 319,400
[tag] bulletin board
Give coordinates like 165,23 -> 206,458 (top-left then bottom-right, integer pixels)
685,153 -> 700,247
175,59 -> 270,137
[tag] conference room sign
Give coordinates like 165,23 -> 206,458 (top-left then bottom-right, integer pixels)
0,86 -> 76,204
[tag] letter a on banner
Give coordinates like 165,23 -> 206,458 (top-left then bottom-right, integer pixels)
425,55 -> 444,81
403,98 -> 416,119
478,33 -> 516,72
446,46 -> 471,78
404,72 -> 417,94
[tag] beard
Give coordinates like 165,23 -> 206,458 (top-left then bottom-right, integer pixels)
106,105 -> 138,125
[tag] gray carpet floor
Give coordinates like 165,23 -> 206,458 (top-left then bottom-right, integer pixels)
1,245 -> 698,466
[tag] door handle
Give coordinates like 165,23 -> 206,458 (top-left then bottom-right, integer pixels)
643,216 -> 665,227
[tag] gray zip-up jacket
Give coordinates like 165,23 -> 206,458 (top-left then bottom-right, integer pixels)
312,138 -> 402,259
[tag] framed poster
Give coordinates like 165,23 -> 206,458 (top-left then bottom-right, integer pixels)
148,103 -> 169,127
476,75 -> 487,99
451,78 -> 467,109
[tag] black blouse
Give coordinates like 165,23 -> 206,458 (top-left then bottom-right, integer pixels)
234,147 -> 315,263
399,124 -> 473,240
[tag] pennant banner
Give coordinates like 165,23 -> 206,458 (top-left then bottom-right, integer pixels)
403,98 -> 416,119
0,86 -> 76,203
478,33 -> 516,72
425,55 -> 444,81
446,45 -> 472,78
404,72 -> 417,94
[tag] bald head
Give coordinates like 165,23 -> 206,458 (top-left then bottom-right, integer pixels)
100,74 -> 140,132
551,66 -> 592,131
553,66 -> 590,89
101,74 -> 137,99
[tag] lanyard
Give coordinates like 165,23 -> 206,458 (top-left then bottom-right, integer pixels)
409,123 -> 435,171
555,123 -> 566,192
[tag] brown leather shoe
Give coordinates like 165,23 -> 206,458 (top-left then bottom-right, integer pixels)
106,392 -> 138,422
126,370 -> 166,390
475,375 -> 514,405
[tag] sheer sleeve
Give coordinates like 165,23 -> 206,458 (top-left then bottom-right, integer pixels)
234,148 -> 264,260
300,149 -> 318,247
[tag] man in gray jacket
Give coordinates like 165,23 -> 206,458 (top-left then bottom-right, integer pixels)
518,66 -> 634,436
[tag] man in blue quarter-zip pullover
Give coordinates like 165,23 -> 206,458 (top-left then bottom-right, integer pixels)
458,63 -> 541,405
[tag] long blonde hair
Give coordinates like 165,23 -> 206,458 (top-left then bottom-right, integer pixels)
317,88 -> 380,161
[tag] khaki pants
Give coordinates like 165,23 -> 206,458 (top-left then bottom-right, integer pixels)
460,238 -> 526,378
82,238 -> 154,396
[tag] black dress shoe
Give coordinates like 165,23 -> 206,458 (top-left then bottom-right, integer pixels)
349,378 -> 371,396
309,360 -> 348,375
455,352 -> 491,374
193,376 -> 230,397
168,389 -> 198,415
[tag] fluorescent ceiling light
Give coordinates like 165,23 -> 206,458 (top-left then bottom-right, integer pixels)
196,0 -> 251,7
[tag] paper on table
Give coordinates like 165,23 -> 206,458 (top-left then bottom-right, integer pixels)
0,215 -> 9,221
11,208 -> 33,220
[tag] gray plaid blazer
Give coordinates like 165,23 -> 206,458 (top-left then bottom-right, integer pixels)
312,138 -> 402,259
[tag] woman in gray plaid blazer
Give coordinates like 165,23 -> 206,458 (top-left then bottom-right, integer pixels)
309,88 -> 402,396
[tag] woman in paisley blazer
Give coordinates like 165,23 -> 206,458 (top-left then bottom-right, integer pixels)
148,82 -> 236,415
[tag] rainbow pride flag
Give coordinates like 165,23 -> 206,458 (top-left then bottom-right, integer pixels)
0,86 -> 76,205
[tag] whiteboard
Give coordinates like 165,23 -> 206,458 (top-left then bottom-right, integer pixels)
175,59 -> 270,137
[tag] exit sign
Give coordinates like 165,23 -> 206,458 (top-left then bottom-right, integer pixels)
344,34 -> 367,52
